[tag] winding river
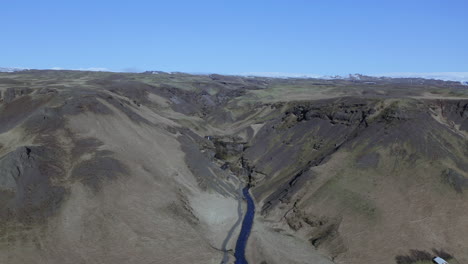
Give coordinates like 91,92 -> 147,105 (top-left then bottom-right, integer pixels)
233,186 -> 255,264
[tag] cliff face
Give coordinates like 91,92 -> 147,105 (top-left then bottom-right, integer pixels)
238,97 -> 468,263
0,70 -> 467,264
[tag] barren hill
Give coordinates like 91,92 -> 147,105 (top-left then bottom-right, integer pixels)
0,70 -> 467,264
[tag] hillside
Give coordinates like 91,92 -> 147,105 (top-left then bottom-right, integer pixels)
0,70 -> 467,264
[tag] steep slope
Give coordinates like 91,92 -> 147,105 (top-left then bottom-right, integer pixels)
0,71 -> 246,264
237,98 -> 468,264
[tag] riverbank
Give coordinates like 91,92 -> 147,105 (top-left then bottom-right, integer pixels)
220,180 -> 244,264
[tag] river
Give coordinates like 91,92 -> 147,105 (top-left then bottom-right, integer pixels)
233,186 -> 255,264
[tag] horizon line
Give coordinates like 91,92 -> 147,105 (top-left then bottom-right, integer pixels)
1,66 -> 468,83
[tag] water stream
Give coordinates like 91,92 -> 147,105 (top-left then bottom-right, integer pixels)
233,186 -> 255,264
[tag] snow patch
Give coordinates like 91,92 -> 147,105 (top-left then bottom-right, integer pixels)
51,67 -> 110,72
372,72 -> 468,82
0,67 -> 27,72
240,71 -> 468,82
240,72 -> 325,79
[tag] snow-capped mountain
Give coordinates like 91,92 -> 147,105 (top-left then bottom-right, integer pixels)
372,72 -> 468,82
241,72 -> 468,83
0,67 -> 26,72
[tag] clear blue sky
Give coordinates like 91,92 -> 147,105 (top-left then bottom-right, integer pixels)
2,0 -> 467,75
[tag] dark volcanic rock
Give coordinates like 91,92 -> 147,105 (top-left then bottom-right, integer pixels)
439,100 -> 468,131
1,87 -> 33,103
213,138 -> 244,160
0,146 -> 67,224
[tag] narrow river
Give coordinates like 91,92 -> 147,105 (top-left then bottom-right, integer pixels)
234,186 -> 255,264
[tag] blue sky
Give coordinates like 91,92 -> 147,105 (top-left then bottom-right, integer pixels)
1,0 -> 467,75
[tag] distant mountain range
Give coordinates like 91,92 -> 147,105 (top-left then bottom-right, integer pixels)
242,72 -> 468,83
0,67 -> 26,72
375,72 -> 468,82
2,67 -> 468,85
